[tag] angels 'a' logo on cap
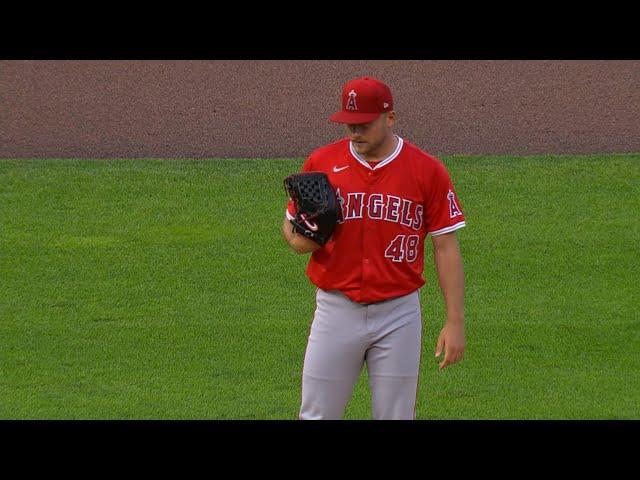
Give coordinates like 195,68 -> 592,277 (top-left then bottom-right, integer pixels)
346,89 -> 358,111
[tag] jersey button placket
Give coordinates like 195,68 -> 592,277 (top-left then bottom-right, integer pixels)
362,168 -> 375,289
365,169 -> 376,232
362,216 -> 370,277
362,253 -> 370,298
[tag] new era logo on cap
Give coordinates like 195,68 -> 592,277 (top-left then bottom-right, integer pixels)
329,76 -> 393,124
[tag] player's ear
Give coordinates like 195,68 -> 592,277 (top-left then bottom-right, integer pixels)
386,111 -> 396,128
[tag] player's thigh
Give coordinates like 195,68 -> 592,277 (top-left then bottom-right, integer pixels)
302,289 -> 368,381
365,296 -> 422,378
365,297 -> 422,420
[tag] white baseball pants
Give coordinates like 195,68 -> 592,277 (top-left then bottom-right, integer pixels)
299,288 -> 422,420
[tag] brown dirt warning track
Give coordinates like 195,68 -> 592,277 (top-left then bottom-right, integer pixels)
1,60 -> 638,158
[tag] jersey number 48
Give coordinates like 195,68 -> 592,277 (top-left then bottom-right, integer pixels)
384,234 -> 420,263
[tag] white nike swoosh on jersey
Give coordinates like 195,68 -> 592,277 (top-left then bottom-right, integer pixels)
333,165 -> 350,172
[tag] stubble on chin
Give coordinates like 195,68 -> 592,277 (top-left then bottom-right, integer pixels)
354,144 -> 366,155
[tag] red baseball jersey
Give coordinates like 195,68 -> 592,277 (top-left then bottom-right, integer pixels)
286,136 -> 465,304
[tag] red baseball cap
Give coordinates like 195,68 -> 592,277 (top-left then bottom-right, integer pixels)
329,76 -> 394,124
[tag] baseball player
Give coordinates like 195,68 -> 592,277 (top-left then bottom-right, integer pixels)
282,76 -> 466,420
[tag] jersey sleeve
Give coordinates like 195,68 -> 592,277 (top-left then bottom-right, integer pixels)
285,153 -> 316,219
424,159 -> 466,236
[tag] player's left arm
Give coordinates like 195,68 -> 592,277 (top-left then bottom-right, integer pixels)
431,231 -> 465,370
282,215 -> 322,254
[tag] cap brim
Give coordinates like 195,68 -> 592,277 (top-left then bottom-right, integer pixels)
329,111 -> 381,124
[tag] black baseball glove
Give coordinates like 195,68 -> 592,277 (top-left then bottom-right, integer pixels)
284,171 -> 339,246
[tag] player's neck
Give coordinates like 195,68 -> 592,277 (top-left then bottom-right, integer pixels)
361,134 -> 398,164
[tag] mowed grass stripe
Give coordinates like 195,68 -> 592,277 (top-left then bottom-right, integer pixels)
0,156 -> 638,419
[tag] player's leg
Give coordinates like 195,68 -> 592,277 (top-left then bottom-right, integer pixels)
365,291 -> 422,420
299,289 -> 368,420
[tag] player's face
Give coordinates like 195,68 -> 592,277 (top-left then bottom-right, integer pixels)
345,112 -> 396,160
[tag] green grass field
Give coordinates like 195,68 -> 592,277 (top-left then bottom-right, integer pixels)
1,155 -> 638,419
